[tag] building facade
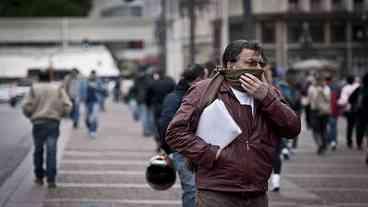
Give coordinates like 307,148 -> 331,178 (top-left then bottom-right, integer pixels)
229,0 -> 368,76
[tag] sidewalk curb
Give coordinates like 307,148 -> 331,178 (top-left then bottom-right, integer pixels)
0,120 -> 72,207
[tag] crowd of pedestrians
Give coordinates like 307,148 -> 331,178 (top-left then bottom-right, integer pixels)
18,39 -> 368,207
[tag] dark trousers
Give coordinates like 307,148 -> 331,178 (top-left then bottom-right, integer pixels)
345,112 -> 356,147
356,116 -> 368,149
272,139 -> 284,174
311,111 -> 329,153
32,120 -> 60,182
196,190 -> 267,207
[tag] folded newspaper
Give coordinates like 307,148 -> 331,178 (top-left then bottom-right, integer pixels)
195,99 -> 242,150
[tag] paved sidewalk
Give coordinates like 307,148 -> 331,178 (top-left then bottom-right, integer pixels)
2,101 -> 368,207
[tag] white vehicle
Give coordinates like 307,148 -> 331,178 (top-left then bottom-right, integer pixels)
0,84 -> 11,103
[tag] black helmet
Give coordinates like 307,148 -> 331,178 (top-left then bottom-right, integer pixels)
145,155 -> 176,191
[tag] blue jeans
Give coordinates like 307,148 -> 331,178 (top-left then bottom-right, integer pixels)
172,152 -> 196,207
327,116 -> 337,144
85,102 -> 99,133
32,120 -> 60,182
140,104 -> 155,136
70,98 -> 80,127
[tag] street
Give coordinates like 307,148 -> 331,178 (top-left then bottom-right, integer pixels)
0,104 -> 32,187
43,102 -> 368,207
1,101 -> 368,207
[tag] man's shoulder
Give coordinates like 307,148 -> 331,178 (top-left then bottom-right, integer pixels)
192,78 -> 212,89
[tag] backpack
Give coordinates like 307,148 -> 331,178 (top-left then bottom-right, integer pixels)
315,88 -> 331,115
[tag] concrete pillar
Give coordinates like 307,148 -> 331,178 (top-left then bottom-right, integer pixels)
166,19 -> 184,81
222,0 -> 229,51
275,20 -> 287,67
325,22 -> 331,45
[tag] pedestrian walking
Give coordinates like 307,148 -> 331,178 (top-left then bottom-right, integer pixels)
158,64 -> 210,207
22,70 -> 72,188
349,72 -> 368,154
166,40 -> 301,207
326,75 -> 342,150
63,68 -> 82,128
338,75 -> 360,149
145,69 -> 175,151
85,70 -> 104,138
308,74 -> 331,155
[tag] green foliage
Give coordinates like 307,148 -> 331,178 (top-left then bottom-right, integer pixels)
0,0 -> 92,17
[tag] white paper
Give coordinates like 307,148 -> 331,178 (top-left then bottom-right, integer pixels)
195,99 -> 242,150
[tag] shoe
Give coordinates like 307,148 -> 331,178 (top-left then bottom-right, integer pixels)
89,132 -> 97,139
34,177 -> 44,186
330,141 -> 337,151
282,148 -> 290,160
271,174 -> 280,192
48,182 -> 57,189
73,122 -> 78,129
317,146 -> 326,155
347,142 -> 352,149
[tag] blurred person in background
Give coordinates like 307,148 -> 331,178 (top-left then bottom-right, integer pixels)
158,63 -> 211,207
338,75 -> 360,149
270,67 -> 302,192
22,70 -> 72,188
63,68 -> 82,129
308,74 -> 331,155
349,72 -> 368,155
145,68 -> 175,152
325,74 -> 342,151
85,70 -> 105,138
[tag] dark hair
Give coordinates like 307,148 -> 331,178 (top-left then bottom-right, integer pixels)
181,64 -> 205,83
222,40 -> 266,67
38,70 -> 51,82
346,75 -> 355,84
203,61 -> 216,76
72,68 -> 79,74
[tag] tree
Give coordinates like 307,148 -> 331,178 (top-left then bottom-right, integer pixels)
0,0 -> 92,17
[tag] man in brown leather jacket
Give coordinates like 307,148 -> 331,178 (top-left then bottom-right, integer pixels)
166,40 -> 301,207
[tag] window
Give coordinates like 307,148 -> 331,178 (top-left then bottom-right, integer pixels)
354,0 -> 364,11
288,22 -> 302,43
311,0 -> 323,11
288,0 -> 300,11
309,22 -> 324,43
128,40 -> 144,49
352,24 -> 367,41
261,22 -> 275,43
130,6 -> 142,16
331,22 -> 346,42
332,0 -> 345,11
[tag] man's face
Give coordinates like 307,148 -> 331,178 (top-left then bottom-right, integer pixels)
229,48 -> 263,70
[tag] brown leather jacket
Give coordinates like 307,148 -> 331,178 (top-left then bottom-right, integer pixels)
166,79 -> 301,193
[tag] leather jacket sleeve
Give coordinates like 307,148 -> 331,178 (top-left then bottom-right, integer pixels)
165,82 -> 219,169
260,87 -> 301,139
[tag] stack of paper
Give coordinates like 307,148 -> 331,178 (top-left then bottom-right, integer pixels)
195,99 -> 242,150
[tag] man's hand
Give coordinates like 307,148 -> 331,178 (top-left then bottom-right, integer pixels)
239,73 -> 269,101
